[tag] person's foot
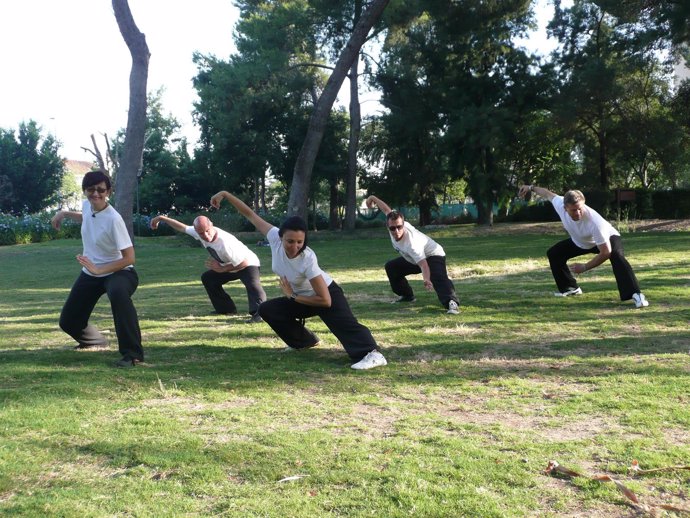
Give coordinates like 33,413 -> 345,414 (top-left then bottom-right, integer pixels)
351,350 -> 387,370
74,343 -> 109,351
245,313 -> 263,324
632,292 -> 649,308
282,341 -> 320,353
447,300 -> 459,315
115,357 -> 142,368
392,295 -> 416,303
553,287 -> 582,297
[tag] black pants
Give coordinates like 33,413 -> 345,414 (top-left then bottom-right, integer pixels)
547,235 -> 641,300
59,269 -> 144,361
385,255 -> 458,308
201,266 -> 266,315
258,282 -> 378,361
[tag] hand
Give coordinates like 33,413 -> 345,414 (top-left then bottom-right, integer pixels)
51,211 -> 64,230
569,263 -> 587,275
365,196 -> 377,209
205,258 -> 224,273
518,185 -> 532,199
210,191 -> 226,209
76,255 -> 102,275
150,216 -> 162,230
278,276 -> 293,298
423,279 -> 433,291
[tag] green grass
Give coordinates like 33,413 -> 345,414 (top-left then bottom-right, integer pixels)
1,224 -> 689,517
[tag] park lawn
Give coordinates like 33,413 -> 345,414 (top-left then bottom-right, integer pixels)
0,224 -> 688,517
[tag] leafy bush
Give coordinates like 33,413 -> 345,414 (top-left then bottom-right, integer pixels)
0,211 -> 84,246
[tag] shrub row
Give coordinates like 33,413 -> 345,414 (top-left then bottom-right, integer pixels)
0,213 -> 80,246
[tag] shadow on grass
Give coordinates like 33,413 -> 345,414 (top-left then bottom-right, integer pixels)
1,326 -> 688,407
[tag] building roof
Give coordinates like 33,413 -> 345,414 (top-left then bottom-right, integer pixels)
64,159 -> 95,175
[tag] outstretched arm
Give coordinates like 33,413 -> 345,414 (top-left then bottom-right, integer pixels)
51,210 -> 82,230
365,195 -> 393,215
518,184 -> 557,201
210,191 -> 273,236
150,215 -> 187,233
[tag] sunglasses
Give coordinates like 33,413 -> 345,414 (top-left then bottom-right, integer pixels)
85,187 -> 108,194
388,224 -> 404,232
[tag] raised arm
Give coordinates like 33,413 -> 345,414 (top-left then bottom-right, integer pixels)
51,210 -> 83,230
150,215 -> 187,233
365,195 -> 393,215
518,184 -> 558,201
210,191 -> 273,236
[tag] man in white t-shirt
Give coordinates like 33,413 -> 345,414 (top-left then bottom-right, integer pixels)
518,185 -> 649,308
151,215 -> 266,322
365,195 -> 460,315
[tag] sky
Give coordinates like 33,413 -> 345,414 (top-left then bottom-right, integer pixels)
0,0 -> 240,160
0,0 -> 559,162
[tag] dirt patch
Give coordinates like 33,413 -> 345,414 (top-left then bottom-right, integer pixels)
633,219 -> 690,232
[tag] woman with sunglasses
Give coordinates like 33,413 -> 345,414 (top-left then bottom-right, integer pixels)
51,170 -> 144,368
210,190 -> 387,370
365,195 -> 459,315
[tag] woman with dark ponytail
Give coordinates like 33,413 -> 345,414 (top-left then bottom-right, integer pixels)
210,191 -> 386,370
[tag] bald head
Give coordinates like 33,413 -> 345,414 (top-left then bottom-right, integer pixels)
193,215 -> 216,242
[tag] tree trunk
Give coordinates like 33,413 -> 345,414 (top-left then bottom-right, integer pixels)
344,57 -> 361,231
344,0 -> 363,231
328,178 -> 340,230
287,0 -> 390,220
473,148 -> 495,226
112,0 -> 150,239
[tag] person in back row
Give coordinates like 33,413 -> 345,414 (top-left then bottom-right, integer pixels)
365,195 -> 460,315
51,169 -> 144,368
518,184 -> 649,308
150,214 -> 266,323
210,190 -> 387,370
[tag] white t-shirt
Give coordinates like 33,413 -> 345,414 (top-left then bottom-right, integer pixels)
185,226 -> 260,267
80,200 -> 133,277
267,226 -> 332,296
390,221 -> 445,264
552,196 -> 620,249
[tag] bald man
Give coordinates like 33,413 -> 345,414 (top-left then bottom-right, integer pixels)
151,215 -> 267,322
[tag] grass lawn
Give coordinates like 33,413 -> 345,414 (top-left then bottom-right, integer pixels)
1,223 -> 688,517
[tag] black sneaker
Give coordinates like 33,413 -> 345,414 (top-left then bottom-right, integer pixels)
245,313 -> 263,324
392,295 -> 416,303
115,357 -> 142,368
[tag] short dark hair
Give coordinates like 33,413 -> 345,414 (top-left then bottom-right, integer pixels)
278,215 -> 308,255
82,169 -> 111,191
386,210 -> 405,223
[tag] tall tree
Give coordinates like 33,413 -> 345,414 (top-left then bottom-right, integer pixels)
0,121 -> 64,214
112,0 -> 150,238
287,0 -> 390,221
366,0 -> 539,225
111,90 -> 197,214
194,0 -> 321,206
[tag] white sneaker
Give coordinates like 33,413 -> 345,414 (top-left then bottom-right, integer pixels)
632,292 -> 649,308
351,350 -> 387,370
447,300 -> 459,315
554,287 -> 582,297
